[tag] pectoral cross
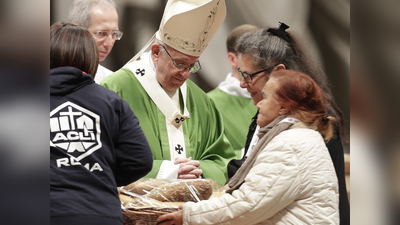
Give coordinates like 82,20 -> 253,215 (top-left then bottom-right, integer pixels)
135,68 -> 145,76
175,144 -> 183,154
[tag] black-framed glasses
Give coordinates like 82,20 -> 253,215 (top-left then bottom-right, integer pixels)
91,30 -> 123,40
237,65 -> 277,83
160,44 -> 202,73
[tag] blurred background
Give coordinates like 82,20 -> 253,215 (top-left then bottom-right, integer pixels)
3,0 -> 400,224
51,0 -> 350,149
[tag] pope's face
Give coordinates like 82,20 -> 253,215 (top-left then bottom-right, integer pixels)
152,43 -> 199,92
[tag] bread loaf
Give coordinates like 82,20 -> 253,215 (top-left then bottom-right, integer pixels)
123,179 -> 167,195
119,193 -> 134,205
144,179 -> 212,202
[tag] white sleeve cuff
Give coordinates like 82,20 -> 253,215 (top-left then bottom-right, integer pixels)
156,160 -> 180,179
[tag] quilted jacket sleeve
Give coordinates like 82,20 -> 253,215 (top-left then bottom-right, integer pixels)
182,139 -> 301,225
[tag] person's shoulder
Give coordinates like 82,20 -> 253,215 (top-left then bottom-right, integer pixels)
260,128 -> 322,162
100,67 -> 137,88
185,79 -> 200,89
206,87 -> 224,98
92,83 -> 133,111
94,65 -> 113,83
188,80 -> 218,101
272,127 -> 325,152
97,64 -> 113,75
89,82 -> 122,99
280,126 -> 321,140
186,80 -> 208,97
185,81 -> 220,111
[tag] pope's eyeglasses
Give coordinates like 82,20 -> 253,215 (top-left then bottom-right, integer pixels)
160,44 -> 202,73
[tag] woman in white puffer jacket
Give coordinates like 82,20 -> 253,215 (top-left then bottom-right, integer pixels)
157,70 -> 339,225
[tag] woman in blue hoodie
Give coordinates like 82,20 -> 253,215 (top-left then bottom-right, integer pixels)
50,22 -> 153,225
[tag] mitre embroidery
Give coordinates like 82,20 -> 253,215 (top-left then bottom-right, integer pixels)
163,0 -> 221,54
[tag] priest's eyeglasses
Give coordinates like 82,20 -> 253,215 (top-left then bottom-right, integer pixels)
237,65 -> 276,83
160,44 -> 202,73
92,30 -> 123,41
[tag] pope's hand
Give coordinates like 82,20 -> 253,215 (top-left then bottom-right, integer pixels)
174,157 -> 202,179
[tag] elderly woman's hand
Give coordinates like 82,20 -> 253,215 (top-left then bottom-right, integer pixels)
156,209 -> 183,225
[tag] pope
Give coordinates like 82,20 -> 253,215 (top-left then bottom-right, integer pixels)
101,0 -> 235,185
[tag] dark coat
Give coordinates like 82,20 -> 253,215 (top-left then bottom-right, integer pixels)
50,67 -> 153,225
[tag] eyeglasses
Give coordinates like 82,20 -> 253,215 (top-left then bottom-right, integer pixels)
91,30 -> 123,40
237,65 -> 276,83
160,44 -> 202,73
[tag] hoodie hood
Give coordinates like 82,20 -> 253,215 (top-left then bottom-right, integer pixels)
50,66 -> 94,95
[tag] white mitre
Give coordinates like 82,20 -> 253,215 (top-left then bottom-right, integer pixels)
127,0 -> 226,63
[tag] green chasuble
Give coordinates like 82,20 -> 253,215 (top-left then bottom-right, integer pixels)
208,88 -> 257,158
101,68 -> 236,185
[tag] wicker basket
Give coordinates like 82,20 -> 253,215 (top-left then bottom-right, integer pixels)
122,207 -> 179,225
119,179 -> 224,225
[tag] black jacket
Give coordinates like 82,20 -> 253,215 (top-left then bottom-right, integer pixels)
50,67 -> 153,225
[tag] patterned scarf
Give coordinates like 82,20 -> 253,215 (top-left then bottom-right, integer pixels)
226,115 -> 295,193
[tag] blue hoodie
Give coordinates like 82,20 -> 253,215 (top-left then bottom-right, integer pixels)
50,66 -> 153,225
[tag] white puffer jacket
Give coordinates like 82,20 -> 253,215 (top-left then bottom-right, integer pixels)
183,122 -> 339,224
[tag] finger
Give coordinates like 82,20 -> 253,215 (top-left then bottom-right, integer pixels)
178,174 -> 198,179
187,160 -> 200,167
180,160 -> 200,167
157,214 -> 173,223
188,168 -> 203,177
174,157 -> 190,164
179,165 -> 198,174
156,219 -> 173,225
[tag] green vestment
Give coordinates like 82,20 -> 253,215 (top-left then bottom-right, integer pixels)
101,67 -> 236,185
208,88 -> 257,158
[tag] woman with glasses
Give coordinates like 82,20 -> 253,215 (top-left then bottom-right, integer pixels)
100,0 -> 236,186
227,22 -> 350,225
207,24 -> 259,158
157,69 -> 339,225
